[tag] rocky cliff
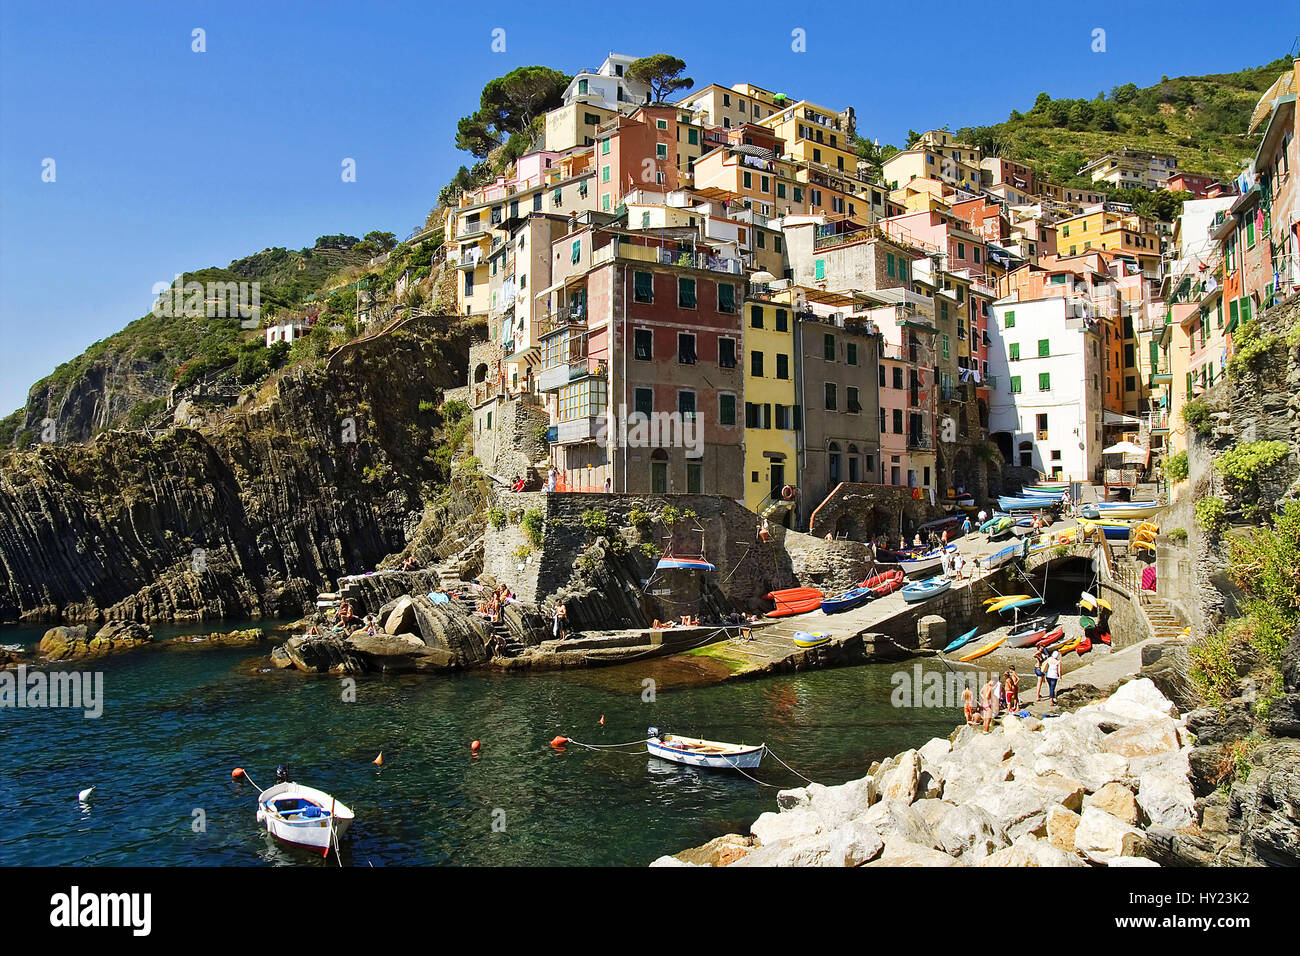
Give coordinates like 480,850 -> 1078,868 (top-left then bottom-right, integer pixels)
0,315 -> 476,623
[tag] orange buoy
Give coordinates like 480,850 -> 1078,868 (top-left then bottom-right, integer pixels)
471,740 -> 481,753
550,736 -> 569,749
373,752 -> 383,766
231,767 -> 244,779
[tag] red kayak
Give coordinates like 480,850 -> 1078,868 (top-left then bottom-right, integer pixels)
1034,626 -> 1065,647
861,569 -> 905,596
765,586 -> 824,618
1096,632 -> 1112,646
1075,636 -> 1093,655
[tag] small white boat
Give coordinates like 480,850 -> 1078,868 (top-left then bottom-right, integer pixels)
235,767 -> 353,854
646,728 -> 765,770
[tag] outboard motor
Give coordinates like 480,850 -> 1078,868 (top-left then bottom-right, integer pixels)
275,764 -> 291,784
647,727 -> 661,740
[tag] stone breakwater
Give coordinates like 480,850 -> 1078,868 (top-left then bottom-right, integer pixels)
653,678 -> 1198,867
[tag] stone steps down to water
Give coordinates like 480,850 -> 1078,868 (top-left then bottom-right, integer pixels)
652,678 -> 1200,867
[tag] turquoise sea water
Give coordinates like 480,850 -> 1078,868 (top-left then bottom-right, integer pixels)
0,623 -> 963,866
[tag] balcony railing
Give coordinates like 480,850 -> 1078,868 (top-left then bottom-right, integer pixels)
537,306 -> 589,339
907,430 -> 932,450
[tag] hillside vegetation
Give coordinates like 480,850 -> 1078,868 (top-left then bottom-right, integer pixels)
955,55 -> 1294,187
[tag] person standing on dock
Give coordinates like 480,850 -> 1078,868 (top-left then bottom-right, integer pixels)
980,676 -> 998,733
553,601 -> 568,640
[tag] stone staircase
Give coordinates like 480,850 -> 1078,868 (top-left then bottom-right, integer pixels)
431,540 -> 525,659
1141,597 -> 1188,642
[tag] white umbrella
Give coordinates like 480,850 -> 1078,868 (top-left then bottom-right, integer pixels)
1102,441 -> 1145,456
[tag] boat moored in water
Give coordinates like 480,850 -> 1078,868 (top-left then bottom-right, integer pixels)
646,729 -> 765,770
235,767 -> 354,854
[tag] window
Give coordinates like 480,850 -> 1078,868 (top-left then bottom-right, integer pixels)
656,118 -> 668,130
749,305 -> 765,329
751,351 -> 764,376
743,171 -> 752,189
1038,338 -> 1049,357
719,393 -> 736,426
601,165 -> 611,183
718,283 -> 736,314
1125,375 -> 1136,392
678,333 -> 696,364
1010,376 -> 1021,394
633,271 -> 653,303
847,386 -> 861,413
718,337 -> 736,368
893,408 -> 903,433
776,353 -> 789,379
1038,372 -> 1051,391
823,333 -> 835,361
688,128 -> 698,145
1005,310 -> 1015,328
1009,343 -> 1020,361
824,383 -> 837,410
847,343 -> 858,366
678,277 -> 696,308
558,379 -> 607,421
942,334 -> 950,360
678,390 -> 696,418
571,240 -> 581,264
1124,344 -> 1135,367
634,328 -> 653,361
578,78 -> 589,95
600,137 -> 610,154
878,365 -> 886,387
775,309 -> 788,332
634,387 -> 654,417
887,253 -> 896,277
814,259 -> 825,280
533,193 -> 542,212
777,182 -> 787,199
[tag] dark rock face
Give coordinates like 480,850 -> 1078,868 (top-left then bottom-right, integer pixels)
1232,739 -> 1300,866
279,633 -> 367,675
0,316 -> 475,624
1186,702 -> 1254,745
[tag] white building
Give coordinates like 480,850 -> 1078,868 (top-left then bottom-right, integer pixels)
266,321 -> 309,346
988,294 -> 1105,482
561,54 -> 649,112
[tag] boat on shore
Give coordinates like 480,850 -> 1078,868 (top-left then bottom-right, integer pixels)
942,626 -> 980,654
978,540 -> 1027,571
1082,501 -> 1163,520
765,587 -> 824,617
958,636 -> 1006,661
998,495 -> 1059,512
234,767 -> 353,854
892,545 -> 955,577
646,729 -> 765,770
793,630 -> 831,648
902,576 -> 952,603
821,586 -> 872,614
862,569 -> 905,597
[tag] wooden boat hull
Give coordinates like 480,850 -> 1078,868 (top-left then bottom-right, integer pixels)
998,495 -> 1058,512
896,546 -> 955,577
821,587 -> 872,614
647,734 -> 765,770
257,782 -> 353,852
902,578 -> 952,603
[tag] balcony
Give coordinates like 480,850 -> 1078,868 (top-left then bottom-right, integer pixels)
940,384 -> 968,403
537,306 -> 589,339
553,416 -> 604,445
907,430 -> 932,450
458,252 -> 483,270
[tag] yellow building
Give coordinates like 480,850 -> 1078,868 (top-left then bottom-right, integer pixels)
743,298 -> 799,516
676,82 -> 792,130
882,130 -> 983,194
1056,205 -> 1162,277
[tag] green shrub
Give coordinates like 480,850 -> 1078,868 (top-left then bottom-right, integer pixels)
418,399 -> 436,414
1227,320 -> 1280,377
580,509 -> 611,537
1167,527 -> 1188,543
1181,398 -> 1215,438
1195,496 -> 1227,536
1217,440 -> 1289,514
442,398 -> 470,424
488,507 -> 507,530
1166,450 -> 1189,482
514,544 -> 532,559
521,508 -> 544,547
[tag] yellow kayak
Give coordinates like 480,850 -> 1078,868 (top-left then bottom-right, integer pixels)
958,636 -> 1007,662
1058,636 -> 1082,653
984,594 -> 1030,610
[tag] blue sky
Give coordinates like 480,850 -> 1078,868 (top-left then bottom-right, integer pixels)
0,0 -> 1282,414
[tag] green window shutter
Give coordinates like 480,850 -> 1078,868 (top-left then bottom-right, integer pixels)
1005,310 -> 1015,328
1241,298 -> 1252,323
633,271 -> 653,302
942,334 -> 950,359
571,240 -> 581,264
1010,376 -> 1021,394
688,128 -> 698,145
1009,343 -> 1020,361
900,259 -> 908,280
1038,338 -> 1049,357
777,183 -> 786,198
601,138 -> 610,154
814,259 -> 825,280
601,165 -> 611,183
678,277 -> 696,308
887,253 -> 895,277
1039,372 -> 1051,391
718,283 -> 735,313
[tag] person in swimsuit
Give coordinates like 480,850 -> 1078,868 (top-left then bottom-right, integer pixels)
980,677 -> 998,733
962,685 -> 979,726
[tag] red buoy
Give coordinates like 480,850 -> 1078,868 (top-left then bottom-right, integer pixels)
231,767 -> 244,779
550,736 -> 569,749
471,740 -> 481,753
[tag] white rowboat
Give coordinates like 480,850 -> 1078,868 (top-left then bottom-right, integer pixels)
646,731 -> 766,770
253,779 -> 354,852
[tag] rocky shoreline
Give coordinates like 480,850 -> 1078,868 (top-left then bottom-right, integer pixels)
653,671 -> 1279,867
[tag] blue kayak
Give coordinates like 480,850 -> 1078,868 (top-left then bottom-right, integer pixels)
902,577 -> 952,603
942,626 -> 980,654
821,586 -> 872,614
997,597 -> 1044,613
